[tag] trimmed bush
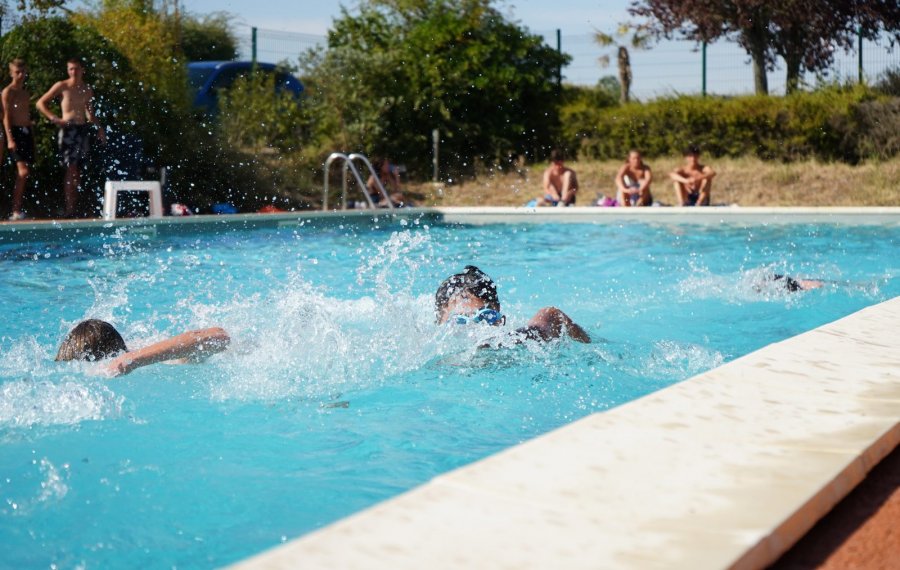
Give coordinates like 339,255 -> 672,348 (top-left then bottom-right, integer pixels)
572,86 -> 895,163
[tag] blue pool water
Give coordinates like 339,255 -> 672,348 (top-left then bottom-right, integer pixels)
0,217 -> 897,568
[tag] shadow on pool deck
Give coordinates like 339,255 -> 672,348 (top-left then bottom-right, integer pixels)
770,442 -> 900,569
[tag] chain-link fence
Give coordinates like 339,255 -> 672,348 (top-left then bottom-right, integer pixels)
537,30 -> 899,98
239,24 -> 898,99
232,23 -> 324,69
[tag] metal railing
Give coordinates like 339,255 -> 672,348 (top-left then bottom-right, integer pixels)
322,152 -> 394,211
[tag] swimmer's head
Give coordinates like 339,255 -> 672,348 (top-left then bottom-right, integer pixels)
55,319 -> 128,362
435,265 -> 501,324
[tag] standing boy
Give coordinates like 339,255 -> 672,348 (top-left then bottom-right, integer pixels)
36,58 -> 106,218
2,58 -> 34,221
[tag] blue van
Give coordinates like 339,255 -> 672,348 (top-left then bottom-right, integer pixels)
187,61 -> 304,114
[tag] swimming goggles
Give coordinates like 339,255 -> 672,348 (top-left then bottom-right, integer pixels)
449,308 -> 504,326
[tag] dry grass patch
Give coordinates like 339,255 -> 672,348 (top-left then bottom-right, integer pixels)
409,156 -> 900,207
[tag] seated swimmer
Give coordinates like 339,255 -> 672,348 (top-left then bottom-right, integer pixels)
56,319 -> 230,376
435,265 -> 590,343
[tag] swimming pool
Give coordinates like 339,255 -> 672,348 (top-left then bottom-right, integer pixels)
0,214 -> 897,568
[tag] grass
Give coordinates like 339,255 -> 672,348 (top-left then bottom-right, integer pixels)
402,156 -> 900,208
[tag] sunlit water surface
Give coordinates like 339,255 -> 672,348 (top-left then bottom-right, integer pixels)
0,219 -> 897,568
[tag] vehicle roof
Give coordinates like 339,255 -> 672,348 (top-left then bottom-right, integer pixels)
187,61 -> 279,70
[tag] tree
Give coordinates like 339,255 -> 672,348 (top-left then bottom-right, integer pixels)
72,1 -> 189,109
181,11 -> 238,61
594,24 -> 652,103
629,0 -> 900,95
300,0 -> 570,174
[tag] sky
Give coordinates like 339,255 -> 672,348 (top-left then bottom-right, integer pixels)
173,2 -> 897,96
180,0 -> 740,96
181,0 -> 627,37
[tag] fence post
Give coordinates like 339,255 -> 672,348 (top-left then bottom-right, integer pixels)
701,41 -> 707,96
857,26 -> 863,84
432,129 -> 440,183
556,29 -> 562,91
251,27 -> 258,67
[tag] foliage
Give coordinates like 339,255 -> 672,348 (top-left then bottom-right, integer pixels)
11,0 -> 67,19
630,0 -> 900,95
181,11 -> 238,61
573,85 -> 894,163
299,0 -> 570,176
0,16 -> 268,215
71,2 -> 189,110
558,80 -> 619,155
0,17 -> 142,215
594,23 -> 652,103
874,67 -> 900,97
218,71 -> 305,153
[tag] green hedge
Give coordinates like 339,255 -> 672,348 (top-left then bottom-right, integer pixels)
569,86 -> 899,163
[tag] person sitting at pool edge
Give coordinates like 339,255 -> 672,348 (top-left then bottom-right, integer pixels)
536,148 -> 579,207
56,319 -> 230,376
670,145 -> 716,206
365,157 -> 407,207
615,149 -> 653,207
435,265 -> 590,343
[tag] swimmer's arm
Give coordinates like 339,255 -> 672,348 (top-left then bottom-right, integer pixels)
84,87 -> 106,144
639,167 -> 653,190
36,82 -> 66,127
543,169 -> 561,201
1,89 -> 13,147
518,307 -> 590,343
700,165 -> 716,180
614,165 -> 627,192
669,168 -> 690,184
106,327 -> 230,376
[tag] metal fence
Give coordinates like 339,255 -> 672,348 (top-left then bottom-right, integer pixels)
239,24 -> 899,99
233,24 -> 324,69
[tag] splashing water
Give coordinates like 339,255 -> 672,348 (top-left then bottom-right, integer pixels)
0,219 -> 896,569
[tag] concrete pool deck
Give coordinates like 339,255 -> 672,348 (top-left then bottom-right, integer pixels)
231,295 -> 900,570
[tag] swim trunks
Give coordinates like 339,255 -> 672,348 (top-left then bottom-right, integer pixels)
686,190 -> 699,206
58,124 -> 91,166
9,126 -> 35,164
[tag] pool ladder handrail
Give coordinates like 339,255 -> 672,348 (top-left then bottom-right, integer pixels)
322,152 -> 395,211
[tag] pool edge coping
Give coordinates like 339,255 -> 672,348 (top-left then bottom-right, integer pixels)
1,205 -> 899,239
229,296 -> 900,570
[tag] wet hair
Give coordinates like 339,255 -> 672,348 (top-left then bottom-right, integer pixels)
67,57 -> 84,66
9,58 -> 25,69
55,319 -> 128,362
549,148 -> 564,162
683,145 -> 701,156
435,265 -> 500,319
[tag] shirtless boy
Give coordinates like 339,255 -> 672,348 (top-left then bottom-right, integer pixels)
2,59 -> 34,221
615,149 -> 653,207
36,58 -> 106,218
536,148 -> 578,206
670,145 -> 716,206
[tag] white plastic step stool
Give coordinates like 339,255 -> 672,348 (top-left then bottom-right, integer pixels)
103,180 -> 163,220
